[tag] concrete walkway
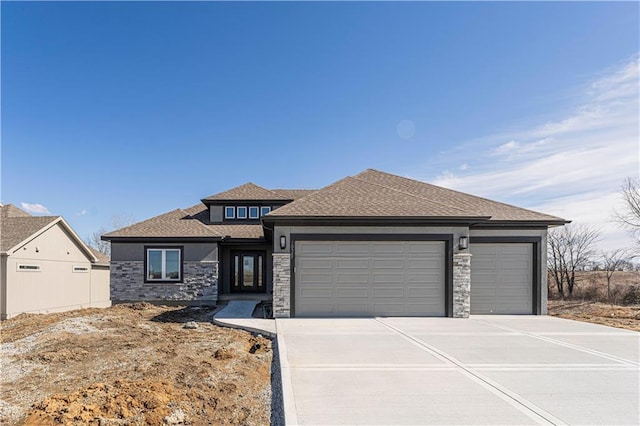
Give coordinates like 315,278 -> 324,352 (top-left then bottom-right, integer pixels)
212,301 -> 276,337
276,316 -> 639,425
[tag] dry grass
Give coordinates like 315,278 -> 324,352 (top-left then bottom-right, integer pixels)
548,271 -> 640,331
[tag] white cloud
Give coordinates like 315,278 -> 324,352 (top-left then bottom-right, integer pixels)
415,55 -> 640,251
76,209 -> 87,216
21,202 -> 51,215
492,140 -> 519,156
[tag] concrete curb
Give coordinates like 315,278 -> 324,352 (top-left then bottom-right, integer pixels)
212,317 -> 276,338
212,300 -> 276,338
275,319 -> 299,425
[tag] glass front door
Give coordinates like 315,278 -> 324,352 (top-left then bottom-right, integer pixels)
232,252 -> 265,293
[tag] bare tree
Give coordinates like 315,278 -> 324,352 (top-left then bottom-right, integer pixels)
601,248 -> 631,303
614,177 -> 640,251
548,224 -> 600,299
84,227 -> 110,255
84,214 -> 136,256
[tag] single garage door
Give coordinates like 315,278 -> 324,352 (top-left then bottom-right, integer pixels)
470,243 -> 533,314
294,240 -> 446,317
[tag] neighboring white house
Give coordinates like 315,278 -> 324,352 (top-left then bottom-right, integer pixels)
0,204 -> 111,320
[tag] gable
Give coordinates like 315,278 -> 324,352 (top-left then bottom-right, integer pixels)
10,222 -> 94,263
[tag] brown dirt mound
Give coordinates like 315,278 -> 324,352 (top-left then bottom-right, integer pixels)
1,304 -> 273,425
23,380 -> 183,425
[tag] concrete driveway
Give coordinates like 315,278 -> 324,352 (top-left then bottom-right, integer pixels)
275,316 -> 639,425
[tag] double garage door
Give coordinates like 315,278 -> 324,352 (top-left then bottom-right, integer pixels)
294,239 -> 535,317
295,240 -> 446,317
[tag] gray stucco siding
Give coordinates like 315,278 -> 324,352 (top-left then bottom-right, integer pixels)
111,242 -> 217,262
274,225 -> 470,254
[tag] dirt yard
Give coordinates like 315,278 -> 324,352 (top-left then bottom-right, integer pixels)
0,303 -> 274,425
548,300 -> 640,331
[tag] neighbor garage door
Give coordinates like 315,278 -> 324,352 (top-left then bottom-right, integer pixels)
294,240 -> 446,317
470,243 -> 533,314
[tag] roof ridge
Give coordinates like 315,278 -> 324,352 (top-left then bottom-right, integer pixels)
203,182 -> 290,201
359,169 -> 563,220
349,175 -> 473,216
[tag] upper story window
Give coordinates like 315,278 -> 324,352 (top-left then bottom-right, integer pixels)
249,206 -> 259,219
225,206 -> 235,219
223,205 -> 273,220
237,206 -> 248,219
146,247 -> 182,282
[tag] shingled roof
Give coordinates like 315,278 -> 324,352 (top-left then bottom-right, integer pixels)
271,189 -> 316,200
202,183 -> 290,202
265,169 -> 567,223
104,169 -> 566,239
102,205 -> 264,240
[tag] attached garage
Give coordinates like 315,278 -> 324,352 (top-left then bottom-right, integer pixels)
470,242 -> 536,314
293,239 -> 447,317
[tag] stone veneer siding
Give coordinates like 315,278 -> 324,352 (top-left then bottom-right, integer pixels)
110,261 -> 218,303
272,253 -> 291,318
452,253 -> 472,318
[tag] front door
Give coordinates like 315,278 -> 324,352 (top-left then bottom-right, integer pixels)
231,251 -> 266,293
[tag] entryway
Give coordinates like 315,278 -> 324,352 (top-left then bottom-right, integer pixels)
231,251 -> 266,293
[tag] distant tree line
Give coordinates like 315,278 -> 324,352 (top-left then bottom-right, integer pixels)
547,177 -> 639,302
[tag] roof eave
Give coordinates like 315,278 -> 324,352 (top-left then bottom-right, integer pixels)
471,219 -> 571,228
262,215 -> 492,226
102,236 -> 225,242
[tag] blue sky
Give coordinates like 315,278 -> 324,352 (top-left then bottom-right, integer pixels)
2,1 -> 639,250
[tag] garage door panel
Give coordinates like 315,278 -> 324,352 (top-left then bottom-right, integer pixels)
372,243 -> 405,254
295,240 -> 445,317
335,303 -> 370,314
299,259 -> 333,269
336,259 -> 369,269
299,273 -> 334,283
298,287 -> 334,298
373,259 -> 405,269
372,288 -> 404,297
373,273 -> 405,283
407,242 -> 443,254
336,243 -> 370,255
299,243 -> 334,254
335,288 -> 369,297
470,243 -> 533,314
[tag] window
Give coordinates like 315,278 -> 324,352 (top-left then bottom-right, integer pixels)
260,206 -> 271,216
225,206 -> 235,219
146,248 -> 182,281
17,264 -> 40,272
249,206 -> 259,219
237,206 -> 248,219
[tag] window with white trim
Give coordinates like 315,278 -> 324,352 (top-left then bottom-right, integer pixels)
249,206 -> 259,219
146,248 -> 182,281
260,206 -> 271,216
237,206 -> 248,219
224,206 -> 235,219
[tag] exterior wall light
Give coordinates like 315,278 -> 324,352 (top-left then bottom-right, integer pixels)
280,235 -> 287,250
458,236 -> 469,250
